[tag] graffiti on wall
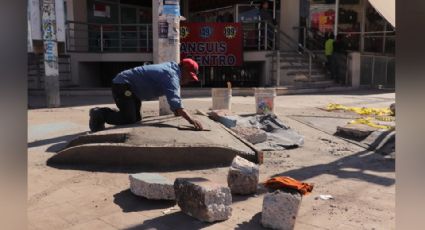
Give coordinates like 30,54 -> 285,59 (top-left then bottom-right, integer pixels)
41,0 -> 59,76
157,0 -> 180,63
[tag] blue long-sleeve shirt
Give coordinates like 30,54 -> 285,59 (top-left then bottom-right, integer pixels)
112,62 -> 183,111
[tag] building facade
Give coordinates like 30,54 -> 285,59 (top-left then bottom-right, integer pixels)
28,0 -> 395,90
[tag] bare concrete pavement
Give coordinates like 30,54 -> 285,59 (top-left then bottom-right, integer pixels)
28,89 -> 395,230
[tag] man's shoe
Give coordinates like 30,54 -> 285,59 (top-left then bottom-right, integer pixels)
89,107 -> 105,132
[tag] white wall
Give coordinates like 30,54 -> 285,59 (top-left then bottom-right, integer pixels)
55,0 -> 66,42
280,0 -> 300,51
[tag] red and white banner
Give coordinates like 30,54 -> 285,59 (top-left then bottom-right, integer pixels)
180,22 -> 243,67
93,3 -> 111,18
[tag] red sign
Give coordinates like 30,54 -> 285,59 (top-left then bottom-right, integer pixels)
180,22 -> 243,66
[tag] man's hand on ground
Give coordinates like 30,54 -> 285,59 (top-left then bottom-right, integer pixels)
175,108 -> 204,131
191,119 -> 203,131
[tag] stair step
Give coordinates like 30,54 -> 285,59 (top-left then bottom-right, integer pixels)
287,70 -> 326,76
280,65 -> 323,70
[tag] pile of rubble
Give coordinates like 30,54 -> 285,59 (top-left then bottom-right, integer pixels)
129,156 -> 311,229
208,110 -> 304,151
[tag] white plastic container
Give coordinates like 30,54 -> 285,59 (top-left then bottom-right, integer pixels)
159,96 -> 173,115
255,88 -> 276,114
211,88 -> 232,110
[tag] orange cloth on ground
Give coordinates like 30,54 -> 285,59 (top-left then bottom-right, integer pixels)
264,176 -> 314,195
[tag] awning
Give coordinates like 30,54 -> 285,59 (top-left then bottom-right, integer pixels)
368,0 -> 395,27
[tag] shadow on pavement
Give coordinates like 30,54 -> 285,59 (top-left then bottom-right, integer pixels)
273,150 -> 395,187
124,211 -> 216,230
113,189 -> 175,213
235,212 -> 266,230
28,132 -> 87,152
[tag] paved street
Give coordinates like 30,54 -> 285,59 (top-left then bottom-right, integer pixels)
28,90 -> 395,230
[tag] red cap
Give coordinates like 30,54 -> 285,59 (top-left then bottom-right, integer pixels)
181,58 -> 199,81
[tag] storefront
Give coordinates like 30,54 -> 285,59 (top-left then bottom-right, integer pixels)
306,0 -> 395,54
182,1 -> 279,87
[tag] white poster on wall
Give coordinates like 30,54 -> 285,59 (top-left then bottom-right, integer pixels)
55,0 -> 66,42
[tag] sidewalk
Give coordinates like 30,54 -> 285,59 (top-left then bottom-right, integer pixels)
28,90 -> 395,230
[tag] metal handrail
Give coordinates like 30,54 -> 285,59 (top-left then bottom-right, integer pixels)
265,23 -> 325,84
66,21 -> 152,53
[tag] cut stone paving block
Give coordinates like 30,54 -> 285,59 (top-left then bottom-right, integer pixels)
337,123 -> 378,138
231,126 -> 267,144
227,156 -> 259,195
261,190 -> 302,230
129,173 -> 175,200
174,177 -> 232,222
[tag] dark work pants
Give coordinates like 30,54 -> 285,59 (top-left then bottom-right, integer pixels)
103,83 -> 141,125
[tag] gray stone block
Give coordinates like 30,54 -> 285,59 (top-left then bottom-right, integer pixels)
174,177 -> 232,222
227,156 -> 259,195
261,190 -> 302,230
337,123 -> 377,138
129,173 -> 175,200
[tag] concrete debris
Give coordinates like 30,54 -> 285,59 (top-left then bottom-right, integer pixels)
174,177 -> 232,222
261,190 -> 302,230
227,156 -> 259,195
237,114 -> 304,150
337,123 -> 377,138
209,110 -> 237,128
161,206 -> 179,214
315,194 -> 334,200
129,173 -> 175,200
230,126 -> 267,144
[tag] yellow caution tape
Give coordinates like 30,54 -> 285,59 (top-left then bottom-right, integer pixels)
326,103 -> 393,116
349,117 -> 394,130
375,115 -> 396,122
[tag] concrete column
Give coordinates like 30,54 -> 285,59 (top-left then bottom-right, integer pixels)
153,0 -> 181,115
360,0 -> 366,52
334,0 -> 340,38
42,0 -> 61,107
348,52 -> 361,88
280,0 -> 300,51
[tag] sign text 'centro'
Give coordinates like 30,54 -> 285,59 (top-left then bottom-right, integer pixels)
180,22 -> 243,67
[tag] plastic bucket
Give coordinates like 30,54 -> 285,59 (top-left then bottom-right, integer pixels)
211,88 -> 232,110
255,88 -> 276,114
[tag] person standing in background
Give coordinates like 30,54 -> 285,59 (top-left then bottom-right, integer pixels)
333,34 -> 346,84
325,32 -> 335,79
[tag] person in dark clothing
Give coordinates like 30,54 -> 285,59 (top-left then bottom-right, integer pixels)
332,34 -> 346,84
259,0 -> 274,24
324,32 -> 335,79
89,58 -> 204,132
258,0 -> 276,50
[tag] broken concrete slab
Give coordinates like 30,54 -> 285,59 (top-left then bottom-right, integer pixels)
47,115 -> 259,169
337,123 -> 378,139
174,177 -> 232,222
231,126 -> 267,144
261,190 -> 302,230
129,173 -> 175,200
232,114 -> 304,150
227,156 -> 259,195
